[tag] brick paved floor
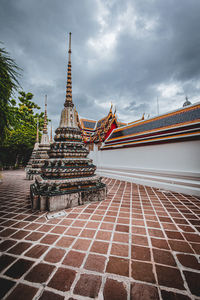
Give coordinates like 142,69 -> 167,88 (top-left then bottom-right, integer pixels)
0,170 -> 200,300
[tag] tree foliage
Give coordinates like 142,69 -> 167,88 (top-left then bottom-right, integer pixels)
0,91 -> 47,168
0,44 -> 22,142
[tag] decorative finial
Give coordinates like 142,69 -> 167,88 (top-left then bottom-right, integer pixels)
43,95 -> 48,134
50,122 -> 53,143
36,117 -> 39,143
68,32 -> 72,62
64,32 -> 73,107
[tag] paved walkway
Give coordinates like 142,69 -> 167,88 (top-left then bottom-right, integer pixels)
0,170 -> 200,300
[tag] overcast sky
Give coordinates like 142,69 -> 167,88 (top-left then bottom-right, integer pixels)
1,0 -> 200,131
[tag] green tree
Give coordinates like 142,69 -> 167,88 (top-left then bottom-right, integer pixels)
0,44 -> 22,143
0,91 -> 47,168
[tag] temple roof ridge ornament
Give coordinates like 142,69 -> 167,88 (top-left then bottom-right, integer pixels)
183,95 -> 192,107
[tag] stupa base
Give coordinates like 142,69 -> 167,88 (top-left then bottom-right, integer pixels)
26,169 -> 41,180
30,183 -> 107,212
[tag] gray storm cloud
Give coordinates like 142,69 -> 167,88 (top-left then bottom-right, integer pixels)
1,0 -> 200,128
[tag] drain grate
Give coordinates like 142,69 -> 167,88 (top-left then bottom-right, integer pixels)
46,210 -> 66,220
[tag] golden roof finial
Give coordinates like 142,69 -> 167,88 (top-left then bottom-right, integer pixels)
43,95 -> 48,134
64,32 -> 73,107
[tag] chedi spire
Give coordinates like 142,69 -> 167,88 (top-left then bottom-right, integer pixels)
64,32 -> 73,107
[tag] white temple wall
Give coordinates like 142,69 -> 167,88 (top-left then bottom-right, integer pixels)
89,140 -> 200,196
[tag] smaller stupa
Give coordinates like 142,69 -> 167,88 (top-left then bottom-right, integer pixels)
26,118 -> 39,179
27,96 -> 50,179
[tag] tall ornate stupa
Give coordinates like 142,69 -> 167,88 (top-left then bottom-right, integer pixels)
30,33 -> 107,211
25,118 -> 39,179
27,96 -> 50,180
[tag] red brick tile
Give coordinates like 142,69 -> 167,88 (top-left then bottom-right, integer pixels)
106,256 -> 129,277
104,216 -> 116,222
0,228 -> 16,237
0,255 -> 16,272
72,238 -> 91,251
131,260 -> 155,283
131,282 -> 159,300
25,262 -> 55,283
59,219 -> 73,226
132,234 -> 149,246
85,221 -> 100,229
40,234 -> 59,244
84,254 -> 106,272
66,212 -> 78,217
104,278 -> 127,300
38,290 -> 64,300
100,222 -> 114,231
178,225 -> 197,233
62,250 -> 85,267
96,230 -> 112,241
44,248 -> 66,263
168,240 -> 194,253
113,232 -> 129,243
111,243 -> 129,257
162,223 -> 178,230
5,258 -> 34,279
56,236 -> 75,248
183,270 -> 200,296
153,248 -> 177,266
117,217 -> 129,224
156,265 -> 185,289
161,290 -> 191,300
8,242 -> 32,255
131,245 -> 151,261
80,229 -> 95,238
65,227 -> 81,236
148,228 -> 165,238
72,220 -> 86,227
177,254 -> 200,270
25,231 -> 44,241
74,274 -> 101,298
183,232 -> 200,243
91,214 -> 103,221
146,221 -> 161,228
0,278 -> 15,299
90,241 -> 109,254
165,230 -> 184,240
151,238 -> 170,250
132,219 -> 145,226
25,244 -> 48,258
12,221 -> 28,228
6,283 -> 38,300
48,267 -> 76,291
190,242 -> 200,254
173,218 -> 189,225
24,222 -> 41,230
132,226 -> 146,235
37,224 -> 53,232
51,225 -> 66,234
78,213 -> 90,220
116,224 -> 129,233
